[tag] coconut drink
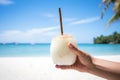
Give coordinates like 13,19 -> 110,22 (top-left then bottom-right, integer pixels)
50,8 -> 77,65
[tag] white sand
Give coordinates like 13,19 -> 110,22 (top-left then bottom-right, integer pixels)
0,55 -> 120,80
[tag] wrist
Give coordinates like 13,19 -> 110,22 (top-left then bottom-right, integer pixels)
86,65 -> 97,74
86,56 -> 97,73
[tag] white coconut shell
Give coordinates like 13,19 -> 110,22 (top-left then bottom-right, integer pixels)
50,34 -> 77,65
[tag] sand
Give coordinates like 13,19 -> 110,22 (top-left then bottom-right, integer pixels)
0,55 -> 120,80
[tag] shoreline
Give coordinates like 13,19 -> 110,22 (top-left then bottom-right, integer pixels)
0,55 -> 120,80
0,54 -> 120,61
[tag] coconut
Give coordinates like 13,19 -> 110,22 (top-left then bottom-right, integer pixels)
50,34 -> 77,65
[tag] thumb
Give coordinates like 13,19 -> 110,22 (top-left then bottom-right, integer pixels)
68,43 -> 88,57
68,43 -> 80,56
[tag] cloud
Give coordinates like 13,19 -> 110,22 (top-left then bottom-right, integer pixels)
0,0 -> 13,5
43,13 -> 56,18
0,26 -> 59,43
70,16 -> 100,25
26,26 -> 58,34
63,18 -> 77,22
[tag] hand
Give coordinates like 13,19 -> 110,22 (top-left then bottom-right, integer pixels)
56,43 -> 120,80
56,43 -> 95,72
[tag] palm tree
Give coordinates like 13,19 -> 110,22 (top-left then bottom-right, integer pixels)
100,0 -> 120,26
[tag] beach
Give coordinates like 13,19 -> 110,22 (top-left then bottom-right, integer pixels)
0,55 -> 120,80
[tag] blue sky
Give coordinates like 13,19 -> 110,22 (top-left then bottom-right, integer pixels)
0,0 -> 120,43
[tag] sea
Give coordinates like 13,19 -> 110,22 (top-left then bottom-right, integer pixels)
0,43 -> 120,57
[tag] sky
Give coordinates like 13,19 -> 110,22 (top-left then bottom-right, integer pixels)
0,0 -> 120,43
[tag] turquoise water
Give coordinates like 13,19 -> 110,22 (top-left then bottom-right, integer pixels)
0,43 -> 120,57
78,44 -> 120,56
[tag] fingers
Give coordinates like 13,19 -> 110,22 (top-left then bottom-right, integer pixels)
56,65 -> 73,69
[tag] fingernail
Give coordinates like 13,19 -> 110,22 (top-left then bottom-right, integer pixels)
69,43 -> 73,48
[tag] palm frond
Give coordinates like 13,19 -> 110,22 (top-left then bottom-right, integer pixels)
114,0 -> 120,11
100,0 -> 120,26
101,0 -> 112,19
106,13 -> 120,26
